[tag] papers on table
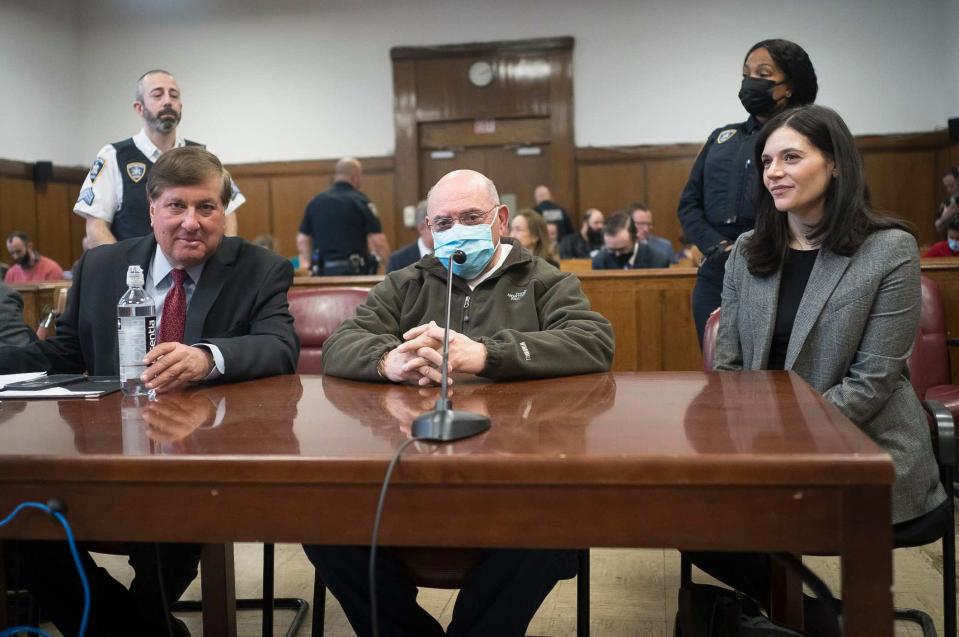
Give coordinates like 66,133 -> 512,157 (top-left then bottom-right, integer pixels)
0,373 -> 121,399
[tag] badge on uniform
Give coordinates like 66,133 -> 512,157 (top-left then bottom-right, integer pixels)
717,129 -> 737,144
88,158 -> 105,183
126,162 -> 146,183
79,188 -> 95,206
367,201 -> 379,217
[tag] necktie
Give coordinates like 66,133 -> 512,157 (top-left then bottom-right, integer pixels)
159,269 -> 187,343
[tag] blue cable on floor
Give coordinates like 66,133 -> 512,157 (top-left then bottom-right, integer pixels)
0,501 -> 90,637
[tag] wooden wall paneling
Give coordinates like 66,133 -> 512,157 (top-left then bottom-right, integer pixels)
232,177 -> 271,244
635,287 -> 664,371
419,117 -> 551,149
67,183 -> 85,266
576,161 -> 647,221
548,48 -> 575,217
0,178 -> 38,254
862,150 -> 938,246
393,58 -> 420,243
645,157 -> 698,250
419,147 -> 488,197
920,260 -> 959,381
579,276 -> 639,371
358,171 -> 398,252
661,277 -> 702,371
413,54 -> 551,122
34,182 -> 72,270
484,146 -> 552,212
269,175 -> 330,261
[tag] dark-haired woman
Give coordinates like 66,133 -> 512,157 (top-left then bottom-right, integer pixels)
687,104 -> 948,635
679,38 -> 818,346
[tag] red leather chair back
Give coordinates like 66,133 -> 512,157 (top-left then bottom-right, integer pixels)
915,276 -> 951,390
288,287 -> 370,374
702,308 -> 721,371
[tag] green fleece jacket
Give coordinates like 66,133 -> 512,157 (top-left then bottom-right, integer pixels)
323,238 -> 614,381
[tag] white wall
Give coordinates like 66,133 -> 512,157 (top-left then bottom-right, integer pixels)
2,0 -> 953,166
0,1 -> 82,164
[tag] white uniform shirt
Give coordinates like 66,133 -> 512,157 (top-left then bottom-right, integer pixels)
73,129 -> 245,223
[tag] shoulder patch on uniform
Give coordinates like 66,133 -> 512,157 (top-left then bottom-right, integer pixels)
367,201 -> 379,217
716,129 -> 737,144
88,158 -> 105,183
126,162 -> 146,183
79,187 -> 95,206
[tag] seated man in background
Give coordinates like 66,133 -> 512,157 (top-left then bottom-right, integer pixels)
4,231 -> 64,282
0,146 -> 299,637
923,215 -> 959,257
533,184 -> 574,238
388,199 -> 433,271
307,169 -> 613,637
559,207 -> 604,259
592,210 -> 672,270
0,282 -> 37,346
628,202 -> 677,264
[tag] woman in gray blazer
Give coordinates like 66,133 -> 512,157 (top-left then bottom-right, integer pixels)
687,105 -> 948,634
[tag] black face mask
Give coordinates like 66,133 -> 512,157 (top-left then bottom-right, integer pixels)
14,252 -> 31,267
739,77 -> 784,116
587,228 -> 604,245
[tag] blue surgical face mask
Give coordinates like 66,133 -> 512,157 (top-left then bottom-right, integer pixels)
433,222 -> 497,279
948,238 -> 959,253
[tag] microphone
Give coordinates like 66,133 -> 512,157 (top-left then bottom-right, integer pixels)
411,250 -> 491,442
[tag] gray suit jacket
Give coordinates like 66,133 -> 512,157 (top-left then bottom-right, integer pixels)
715,229 -> 946,523
0,283 -> 37,347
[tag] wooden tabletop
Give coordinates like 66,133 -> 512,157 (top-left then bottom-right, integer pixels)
0,372 -> 891,487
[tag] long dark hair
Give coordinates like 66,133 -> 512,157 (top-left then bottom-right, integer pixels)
743,104 -> 913,277
745,39 -> 818,107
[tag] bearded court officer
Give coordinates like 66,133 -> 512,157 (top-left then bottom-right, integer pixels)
74,69 -> 245,247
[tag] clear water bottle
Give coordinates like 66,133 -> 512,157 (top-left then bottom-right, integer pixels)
117,265 -> 157,396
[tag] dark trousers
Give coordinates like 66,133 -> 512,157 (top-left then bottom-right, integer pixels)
10,540 -> 200,637
691,251 -> 730,349
684,498 -> 953,636
304,545 -> 577,637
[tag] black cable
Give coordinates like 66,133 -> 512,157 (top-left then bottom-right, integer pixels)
369,436 -> 422,637
154,542 -> 176,637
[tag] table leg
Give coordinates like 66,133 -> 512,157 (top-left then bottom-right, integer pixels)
201,543 -> 237,637
841,486 -> 892,636
769,556 -> 803,630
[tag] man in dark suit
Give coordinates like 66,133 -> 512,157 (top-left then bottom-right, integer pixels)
592,209 -> 672,270
1,146 -> 299,636
0,282 -> 36,346
387,200 -> 433,272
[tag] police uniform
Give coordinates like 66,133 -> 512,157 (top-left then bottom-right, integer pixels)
298,181 -> 382,275
533,199 -> 574,238
73,129 -> 245,241
677,116 -> 761,345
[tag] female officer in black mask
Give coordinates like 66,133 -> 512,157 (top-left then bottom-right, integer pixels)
679,39 -> 817,346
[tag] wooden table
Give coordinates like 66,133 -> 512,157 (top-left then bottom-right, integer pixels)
0,372 -> 894,635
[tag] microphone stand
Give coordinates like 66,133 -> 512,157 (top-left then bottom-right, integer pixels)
411,251 -> 491,442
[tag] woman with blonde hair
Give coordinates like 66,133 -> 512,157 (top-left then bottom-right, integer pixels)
509,208 -> 559,267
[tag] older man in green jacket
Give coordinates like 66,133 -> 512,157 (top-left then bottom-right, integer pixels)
307,169 -> 614,637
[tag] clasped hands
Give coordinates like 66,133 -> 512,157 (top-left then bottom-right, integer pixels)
140,343 -> 215,394
380,321 -> 487,386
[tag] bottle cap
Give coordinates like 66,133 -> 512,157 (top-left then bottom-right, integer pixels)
126,264 -> 144,287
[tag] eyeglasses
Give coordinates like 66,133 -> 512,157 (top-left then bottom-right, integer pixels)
428,205 -> 500,233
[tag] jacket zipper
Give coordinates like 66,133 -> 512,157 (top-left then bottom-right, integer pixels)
462,295 -> 471,332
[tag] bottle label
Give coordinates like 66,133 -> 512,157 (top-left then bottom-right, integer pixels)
117,316 -> 157,382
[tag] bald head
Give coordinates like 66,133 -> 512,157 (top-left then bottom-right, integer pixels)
427,170 -> 500,216
534,185 -> 552,204
335,157 -> 363,187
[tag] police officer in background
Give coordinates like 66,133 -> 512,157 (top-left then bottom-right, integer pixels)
74,69 -> 245,247
297,158 -> 391,275
678,39 -> 817,347
533,185 -> 574,238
